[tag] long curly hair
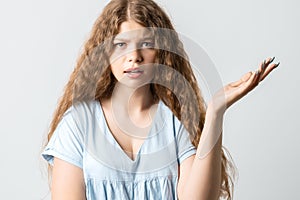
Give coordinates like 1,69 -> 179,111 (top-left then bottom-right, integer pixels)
44,0 -> 237,199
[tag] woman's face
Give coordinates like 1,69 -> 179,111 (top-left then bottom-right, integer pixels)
109,20 -> 157,88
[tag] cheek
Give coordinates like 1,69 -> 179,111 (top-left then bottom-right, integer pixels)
109,58 -> 124,80
110,50 -> 122,64
143,51 -> 157,63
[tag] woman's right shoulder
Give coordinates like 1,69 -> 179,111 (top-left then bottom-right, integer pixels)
61,100 -> 100,128
66,100 -> 99,115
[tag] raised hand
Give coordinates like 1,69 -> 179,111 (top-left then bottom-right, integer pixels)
208,57 -> 280,115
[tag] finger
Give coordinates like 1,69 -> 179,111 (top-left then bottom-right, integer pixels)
265,56 -> 276,66
258,61 -> 266,81
256,57 -> 277,82
260,62 -> 280,81
246,70 -> 260,90
253,69 -> 261,87
225,72 -> 257,108
236,71 -> 258,97
258,57 -> 274,78
261,57 -> 275,70
240,70 -> 261,94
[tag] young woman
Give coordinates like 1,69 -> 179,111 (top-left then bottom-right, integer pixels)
42,0 -> 279,199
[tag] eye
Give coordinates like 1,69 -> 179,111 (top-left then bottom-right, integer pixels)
114,42 -> 126,48
141,42 -> 154,48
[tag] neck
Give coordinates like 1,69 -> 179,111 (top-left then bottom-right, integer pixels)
111,82 -> 154,113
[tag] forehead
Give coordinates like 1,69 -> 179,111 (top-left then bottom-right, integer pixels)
115,20 -> 154,41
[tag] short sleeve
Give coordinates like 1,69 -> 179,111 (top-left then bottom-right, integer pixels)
42,106 -> 85,169
173,115 -> 197,164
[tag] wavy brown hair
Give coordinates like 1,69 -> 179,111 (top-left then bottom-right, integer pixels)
44,0 -> 236,199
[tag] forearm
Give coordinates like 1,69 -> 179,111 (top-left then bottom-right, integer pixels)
181,109 -> 223,200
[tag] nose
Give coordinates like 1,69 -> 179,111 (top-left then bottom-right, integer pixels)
127,48 -> 143,63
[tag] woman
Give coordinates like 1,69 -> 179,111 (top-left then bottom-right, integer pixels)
42,0 -> 279,199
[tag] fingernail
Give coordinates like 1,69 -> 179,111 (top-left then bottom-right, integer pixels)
269,57 -> 275,64
262,61 -> 266,69
274,62 -> 280,68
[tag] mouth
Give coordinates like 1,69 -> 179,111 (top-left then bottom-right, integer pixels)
124,68 -> 144,74
123,67 -> 144,78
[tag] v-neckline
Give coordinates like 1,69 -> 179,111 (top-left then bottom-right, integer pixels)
96,100 -> 161,163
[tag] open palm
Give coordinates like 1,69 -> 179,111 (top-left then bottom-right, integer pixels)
209,57 -> 280,115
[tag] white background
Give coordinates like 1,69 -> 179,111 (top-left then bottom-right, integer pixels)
0,0 -> 299,199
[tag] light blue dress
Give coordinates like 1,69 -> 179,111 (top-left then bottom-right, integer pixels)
42,100 -> 196,199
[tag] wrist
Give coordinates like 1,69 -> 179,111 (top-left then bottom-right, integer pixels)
204,107 -> 224,133
206,102 -> 225,119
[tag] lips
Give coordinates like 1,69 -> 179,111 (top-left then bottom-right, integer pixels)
123,67 -> 144,78
124,68 -> 143,74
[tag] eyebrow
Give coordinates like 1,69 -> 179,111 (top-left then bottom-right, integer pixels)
113,36 -> 154,42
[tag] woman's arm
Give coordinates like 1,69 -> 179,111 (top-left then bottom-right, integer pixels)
178,109 -> 223,200
51,157 -> 86,200
178,58 -> 279,199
